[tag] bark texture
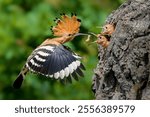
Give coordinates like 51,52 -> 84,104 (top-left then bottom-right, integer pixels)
92,0 -> 150,100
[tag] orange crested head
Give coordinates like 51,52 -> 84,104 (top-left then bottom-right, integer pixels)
51,13 -> 81,37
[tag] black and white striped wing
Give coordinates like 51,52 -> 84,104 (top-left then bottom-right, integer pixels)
25,44 -> 85,81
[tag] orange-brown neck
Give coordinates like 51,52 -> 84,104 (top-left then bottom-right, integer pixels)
40,36 -> 74,46
53,36 -> 74,44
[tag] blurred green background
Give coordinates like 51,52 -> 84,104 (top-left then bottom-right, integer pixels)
0,0 -> 124,100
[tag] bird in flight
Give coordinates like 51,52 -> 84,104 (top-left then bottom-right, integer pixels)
13,13 -> 87,89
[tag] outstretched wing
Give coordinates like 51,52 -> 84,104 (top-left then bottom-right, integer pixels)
25,44 -> 85,82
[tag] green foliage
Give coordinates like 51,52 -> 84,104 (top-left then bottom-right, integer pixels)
0,0 -> 124,99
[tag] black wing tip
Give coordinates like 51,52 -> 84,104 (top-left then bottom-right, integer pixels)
66,75 -> 72,84
60,79 -> 66,85
80,63 -> 86,70
65,68 -> 84,83
72,72 -> 79,81
76,67 -> 84,77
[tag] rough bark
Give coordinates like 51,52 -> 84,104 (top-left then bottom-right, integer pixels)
92,0 -> 150,100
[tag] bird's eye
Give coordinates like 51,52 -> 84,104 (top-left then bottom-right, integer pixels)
68,34 -> 72,36
99,36 -> 102,39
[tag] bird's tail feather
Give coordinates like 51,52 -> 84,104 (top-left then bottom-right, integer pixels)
13,67 -> 28,89
13,73 -> 24,89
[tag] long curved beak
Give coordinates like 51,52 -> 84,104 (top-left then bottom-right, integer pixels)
74,33 -> 89,37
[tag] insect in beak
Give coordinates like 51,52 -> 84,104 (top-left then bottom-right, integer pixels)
84,33 -> 98,45
88,32 -> 98,38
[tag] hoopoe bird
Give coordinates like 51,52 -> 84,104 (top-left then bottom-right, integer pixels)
13,13 -> 87,89
87,24 -> 115,48
101,24 -> 115,35
96,24 -> 115,48
96,34 -> 110,48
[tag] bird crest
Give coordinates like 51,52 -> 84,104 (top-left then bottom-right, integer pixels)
51,13 -> 81,37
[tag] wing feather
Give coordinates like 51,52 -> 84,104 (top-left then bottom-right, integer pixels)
25,44 -> 85,82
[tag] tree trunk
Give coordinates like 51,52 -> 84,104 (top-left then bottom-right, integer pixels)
92,0 -> 150,100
